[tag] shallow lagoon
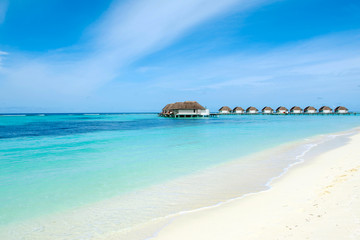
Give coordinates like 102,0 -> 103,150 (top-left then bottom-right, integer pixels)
0,114 -> 360,239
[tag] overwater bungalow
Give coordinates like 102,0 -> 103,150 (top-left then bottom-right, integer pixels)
219,106 -> 232,114
262,106 -> 273,114
160,101 -> 210,118
304,106 -> 317,114
233,107 -> 244,114
276,106 -> 288,114
334,106 -> 348,114
162,104 -> 172,114
290,106 -> 302,114
319,106 -> 332,114
246,106 -> 259,114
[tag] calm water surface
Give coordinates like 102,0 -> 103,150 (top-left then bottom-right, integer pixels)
1,113 -> 360,226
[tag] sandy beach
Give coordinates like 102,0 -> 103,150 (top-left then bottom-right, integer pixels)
2,0 -> 359,239
152,131 -> 360,240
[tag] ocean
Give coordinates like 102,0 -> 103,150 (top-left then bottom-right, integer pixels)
0,113 -> 359,239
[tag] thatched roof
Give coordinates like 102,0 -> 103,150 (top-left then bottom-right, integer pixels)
219,106 -> 232,112
162,104 -> 172,111
262,106 -> 273,111
246,106 -> 258,112
319,106 -> 332,111
304,106 -> 317,111
276,106 -> 288,111
163,101 -> 206,111
335,106 -> 348,111
233,107 -> 244,111
290,106 -> 302,111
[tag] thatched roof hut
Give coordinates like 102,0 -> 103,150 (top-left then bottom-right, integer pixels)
319,106 -> 332,113
162,104 -> 172,112
170,101 -> 206,110
334,106 -> 348,113
304,106 -> 317,113
233,107 -> 244,112
276,106 -> 289,113
276,106 -> 288,111
262,106 -> 273,113
290,106 -> 302,113
219,106 -> 232,112
160,101 -> 209,117
246,106 -> 258,113
162,101 -> 206,113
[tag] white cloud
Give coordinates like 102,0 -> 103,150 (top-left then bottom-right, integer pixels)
93,0 -> 266,59
0,0 -> 8,24
0,0 -> 268,102
3,0 -> 358,112
135,30 -> 360,111
0,50 -> 8,70
150,31 -> 360,93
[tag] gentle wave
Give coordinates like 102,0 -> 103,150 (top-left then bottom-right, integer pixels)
1,114 -> 359,240
145,129 -> 356,240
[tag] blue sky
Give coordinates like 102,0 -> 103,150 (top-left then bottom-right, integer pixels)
0,0 -> 359,112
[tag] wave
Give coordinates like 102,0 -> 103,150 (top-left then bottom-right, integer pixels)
145,129 -> 357,240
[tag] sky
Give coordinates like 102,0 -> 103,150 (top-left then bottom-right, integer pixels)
0,0 -> 359,113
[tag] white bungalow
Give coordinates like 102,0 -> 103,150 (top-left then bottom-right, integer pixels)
334,106 -> 349,114
233,107 -> 244,114
219,106 -> 232,114
304,106 -> 317,114
246,106 -> 259,114
262,106 -> 273,114
319,106 -> 332,114
161,101 -> 209,117
290,106 -> 302,114
276,106 -> 288,114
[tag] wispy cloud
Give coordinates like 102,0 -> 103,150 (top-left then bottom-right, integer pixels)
0,0 -> 8,24
0,50 -> 8,70
151,31 -> 360,91
139,30 -> 360,110
0,0 -> 267,102
2,0 -> 358,112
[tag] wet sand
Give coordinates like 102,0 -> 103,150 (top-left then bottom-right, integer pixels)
152,131 -> 360,240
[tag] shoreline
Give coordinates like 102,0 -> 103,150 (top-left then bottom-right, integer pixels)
100,127 -> 360,240
150,128 -> 360,240
1,127 -> 359,240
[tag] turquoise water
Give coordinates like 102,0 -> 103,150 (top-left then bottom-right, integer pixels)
1,114 -> 360,228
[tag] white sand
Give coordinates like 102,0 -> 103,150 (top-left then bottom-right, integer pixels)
152,132 -> 360,240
